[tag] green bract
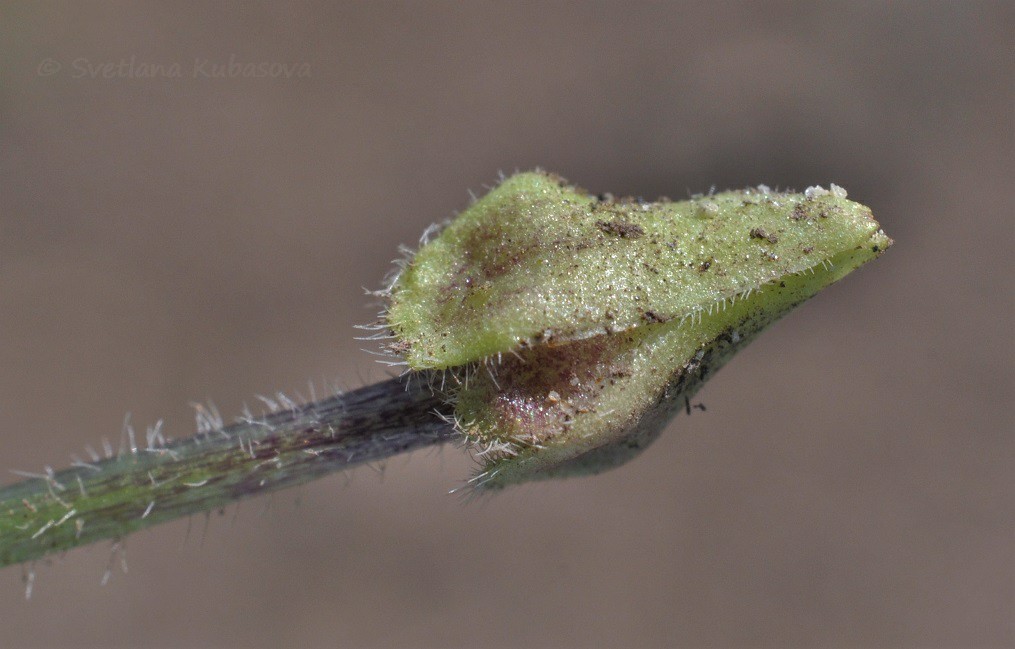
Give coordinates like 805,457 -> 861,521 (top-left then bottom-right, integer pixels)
387,172 -> 891,487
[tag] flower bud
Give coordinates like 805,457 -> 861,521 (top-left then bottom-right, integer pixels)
386,172 -> 891,487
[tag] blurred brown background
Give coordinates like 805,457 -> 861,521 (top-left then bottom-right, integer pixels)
1,2 -> 1011,647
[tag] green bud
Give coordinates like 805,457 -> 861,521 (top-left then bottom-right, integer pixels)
386,172 -> 891,487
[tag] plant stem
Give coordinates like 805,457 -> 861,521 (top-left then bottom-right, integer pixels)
0,376 -> 455,569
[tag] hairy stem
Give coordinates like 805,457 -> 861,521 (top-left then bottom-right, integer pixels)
0,377 -> 455,569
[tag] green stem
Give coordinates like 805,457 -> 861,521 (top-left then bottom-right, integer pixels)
0,376 -> 455,569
